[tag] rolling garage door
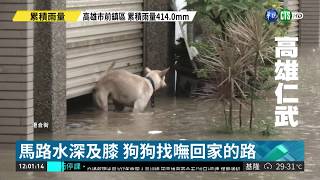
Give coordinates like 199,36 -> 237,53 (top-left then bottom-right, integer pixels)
299,0 -> 320,45
66,0 -> 144,99
285,0 -> 299,37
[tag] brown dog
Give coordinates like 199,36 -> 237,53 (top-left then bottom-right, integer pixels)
94,64 -> 169,113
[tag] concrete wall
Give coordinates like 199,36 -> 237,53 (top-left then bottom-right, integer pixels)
144,0 -> 175,95
0,0 -> 34,143
144,0 -> 173,70
34,0 -> 66,133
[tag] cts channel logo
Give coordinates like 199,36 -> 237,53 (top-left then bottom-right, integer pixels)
265,8 -> 278,23
265,8 -> 303,24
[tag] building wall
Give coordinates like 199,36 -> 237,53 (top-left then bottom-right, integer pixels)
0,0 -> 181,140
299,0 -> 320,46
33,0 -> 66,133
144,0 -> 172,69
66,0 -> 144,99
0,0 -> 34,143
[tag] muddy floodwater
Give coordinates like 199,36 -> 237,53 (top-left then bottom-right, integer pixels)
1,47 -> 319,180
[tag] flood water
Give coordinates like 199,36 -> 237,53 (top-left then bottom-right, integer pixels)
1,47 -> 319,180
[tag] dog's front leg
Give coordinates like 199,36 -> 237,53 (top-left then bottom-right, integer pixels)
133,99 -> 148,113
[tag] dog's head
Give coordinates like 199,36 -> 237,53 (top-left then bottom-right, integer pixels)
144,67 -> 170,91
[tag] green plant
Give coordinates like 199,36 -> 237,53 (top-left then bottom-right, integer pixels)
226,11 -> 277,130
259,119 -> 278,136
196,11 -> 278,131
259,66 -> 275,84
185,0 -> 288,38
262,0 -> 282,9
185,0 -> 263,36
197,36 -> 255,131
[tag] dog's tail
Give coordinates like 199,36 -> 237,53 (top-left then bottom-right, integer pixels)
98,61 -> 116,79
107,61 -> 116,71
104,61 -> 116,75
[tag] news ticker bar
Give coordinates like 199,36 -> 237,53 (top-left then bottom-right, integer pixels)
16,161 -> 304,172
16,140 -> 304,162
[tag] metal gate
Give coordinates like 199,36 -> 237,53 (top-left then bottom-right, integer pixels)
285,0 -> 299,37
66,0 -> 144,99
299,0 -> 319,45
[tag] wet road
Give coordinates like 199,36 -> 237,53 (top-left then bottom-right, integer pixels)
1,47 -> 319,180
